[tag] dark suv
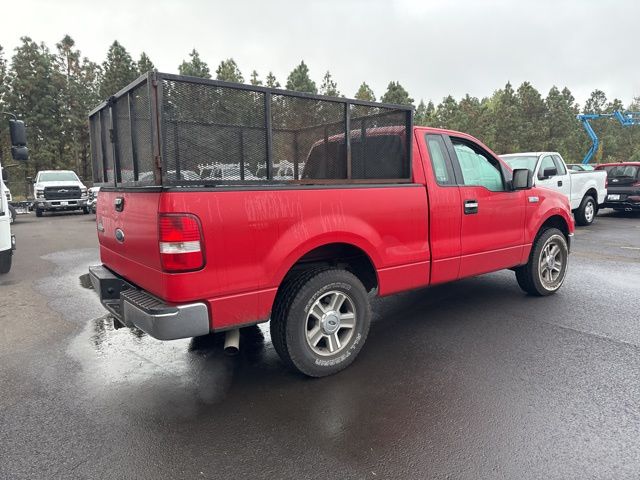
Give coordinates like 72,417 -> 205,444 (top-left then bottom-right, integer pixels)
596,163 -> 640,211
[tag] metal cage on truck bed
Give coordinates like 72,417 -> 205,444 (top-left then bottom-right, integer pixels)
88,72 -> 413,187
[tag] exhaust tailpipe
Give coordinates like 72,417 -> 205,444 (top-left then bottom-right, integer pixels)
625,208 -> 633,212
224,329 -> 240,356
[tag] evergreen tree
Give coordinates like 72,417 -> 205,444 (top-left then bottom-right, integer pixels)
265,71 -> 280,88
319,71 -> 340,97
6,37 -> 65,172
0,45 -> 8,165
178,49 -> 211,78
515,81 -> 548,151
286,61 -> 317,93
354,82 -> 376,102
137,52 -> 154,74
435,95 -> 458,129
250,70 -> 262,86
583,89 -> 607,114
56,35 -> 101,178
545,86 -> 581,161
415,100 -> 428,125
100,41 -> 137,98
489,82 -> 520,154
381,81 -> 413,106
216,58 -> 243,83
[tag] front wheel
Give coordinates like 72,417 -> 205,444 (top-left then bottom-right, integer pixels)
270,268 -> 371,377
515,228 -> 569,296
575,195 -> 596,226
35,208 -> 43,218
82,206 -> 90,214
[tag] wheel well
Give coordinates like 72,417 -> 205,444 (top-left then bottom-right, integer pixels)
281,243 -> 378,293
585,187 -> 598,205
539,215 -> 569,240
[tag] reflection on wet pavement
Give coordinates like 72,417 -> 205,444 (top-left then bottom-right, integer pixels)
68,316 -> 268,412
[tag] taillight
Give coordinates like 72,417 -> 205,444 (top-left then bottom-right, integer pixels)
158,214 -> 205,272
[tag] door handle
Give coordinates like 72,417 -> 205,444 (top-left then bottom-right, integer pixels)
464,199 -> 478,215
557,180 -> 563,187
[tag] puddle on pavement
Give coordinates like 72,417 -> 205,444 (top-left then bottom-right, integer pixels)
68,316 -> 269,413
35,247 -> 275,416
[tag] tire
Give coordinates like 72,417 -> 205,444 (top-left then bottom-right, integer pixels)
8,205 -> 16,224
82,206 -> 90,214
270,268 -> 371,377
575,195 -> 596,226
0,250 -> 12,274
515,227 -> 568,296
35,208 -> 43,217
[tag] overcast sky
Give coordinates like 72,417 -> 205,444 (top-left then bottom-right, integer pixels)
1,0 -> 639,106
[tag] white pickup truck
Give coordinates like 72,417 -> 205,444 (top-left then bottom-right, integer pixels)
501,152 -> 607,226
33,170 -> 89,217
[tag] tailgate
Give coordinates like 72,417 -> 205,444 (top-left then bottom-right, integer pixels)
97,189 -> 163,296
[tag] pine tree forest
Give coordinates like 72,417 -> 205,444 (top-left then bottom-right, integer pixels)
1,36 -> 639,196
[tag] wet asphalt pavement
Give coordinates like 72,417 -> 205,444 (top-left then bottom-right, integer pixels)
1,210 -> 640,479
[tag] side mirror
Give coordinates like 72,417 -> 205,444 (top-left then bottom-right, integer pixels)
9,119 -> 29,162
512,168 -> 533,190
541,166 -> 557,179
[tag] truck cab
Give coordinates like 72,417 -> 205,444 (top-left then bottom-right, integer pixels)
501,152 -> 607,226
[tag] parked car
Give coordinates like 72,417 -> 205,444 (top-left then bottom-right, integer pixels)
567,163 -> 595,172
88,72 -> 574,377
595,162 -> 640,211
33,170 -> 89,217
501,152 -> 607,226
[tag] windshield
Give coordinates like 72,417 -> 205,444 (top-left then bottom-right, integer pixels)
39,171 -> 79,182
500,155 -> 539,172
604,165 -> 639,178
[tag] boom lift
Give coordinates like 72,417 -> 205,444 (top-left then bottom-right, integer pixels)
577,111 -> 640,164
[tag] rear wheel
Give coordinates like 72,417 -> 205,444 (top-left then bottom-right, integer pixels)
0,250 -> 12,274
35,208 -> 43,217
270,268 -> 371,377
515,227 -> 568,296
575,195 -> 596,226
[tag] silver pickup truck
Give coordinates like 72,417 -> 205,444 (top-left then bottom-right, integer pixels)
501,152 -> 607,226
33,170 -> 89,217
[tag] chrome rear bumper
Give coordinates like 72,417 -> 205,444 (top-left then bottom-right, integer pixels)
88,265 -> 210,340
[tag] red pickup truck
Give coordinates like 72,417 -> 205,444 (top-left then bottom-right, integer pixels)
88,73 -> 574,377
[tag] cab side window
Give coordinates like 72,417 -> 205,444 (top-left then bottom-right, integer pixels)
450,138 -> 504,191
425,134 -> 455,186
552,155 -> 567,175
538,155 -> 556,179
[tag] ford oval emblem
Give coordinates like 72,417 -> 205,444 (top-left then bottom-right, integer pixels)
115,228 -> 125,243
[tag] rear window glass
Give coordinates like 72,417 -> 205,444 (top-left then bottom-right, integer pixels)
604,165 -> 639,178
501,155 -> 538,172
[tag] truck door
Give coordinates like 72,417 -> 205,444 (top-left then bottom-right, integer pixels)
445,135 -> 526,277
418,132 -> 462,284
536,154 -> 571,201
